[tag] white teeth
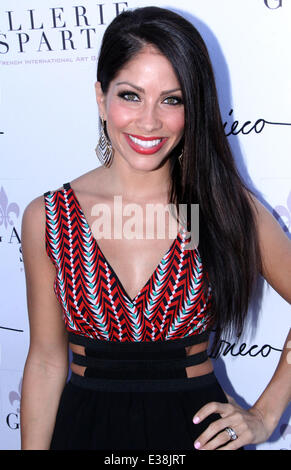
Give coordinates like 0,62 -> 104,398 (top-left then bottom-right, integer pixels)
128,135 -> 162,148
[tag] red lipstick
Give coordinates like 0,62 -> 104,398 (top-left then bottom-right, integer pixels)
124,133 -> 168,155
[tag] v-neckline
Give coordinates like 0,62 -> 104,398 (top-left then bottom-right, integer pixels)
65,182 -> 184,304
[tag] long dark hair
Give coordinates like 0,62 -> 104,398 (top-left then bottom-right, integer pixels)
97,6 -> 262,353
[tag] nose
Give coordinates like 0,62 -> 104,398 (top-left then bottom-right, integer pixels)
135,102 -> 163,133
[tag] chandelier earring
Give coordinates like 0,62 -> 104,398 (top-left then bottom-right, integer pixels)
95,116 -> 114,167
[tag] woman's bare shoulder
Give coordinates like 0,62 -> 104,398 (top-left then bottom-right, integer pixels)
69,167 -> 109,197
21,194 -> 49,253
245,189 -> 291,303
22,168 -> 107,234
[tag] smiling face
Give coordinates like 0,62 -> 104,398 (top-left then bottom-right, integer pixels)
95,45 -> 185,171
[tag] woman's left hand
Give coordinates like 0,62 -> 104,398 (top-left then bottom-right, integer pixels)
192,394 -> 274,450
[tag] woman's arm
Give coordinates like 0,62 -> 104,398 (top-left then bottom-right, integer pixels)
251,328 -> 291,433
192,329 -> 291,450
251,195 -> 291,305
248,195 -> 291,430
192,195 -> 291,450
20,195 -> 69,450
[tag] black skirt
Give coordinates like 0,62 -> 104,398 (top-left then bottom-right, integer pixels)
50,332 -> 242,451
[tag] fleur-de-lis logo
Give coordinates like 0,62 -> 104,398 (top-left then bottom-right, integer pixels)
273,191 -> 291,233
0,186 -> 20,229
9,378 -> 22,414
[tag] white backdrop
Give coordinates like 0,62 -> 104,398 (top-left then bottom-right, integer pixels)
0,0 -> 290,450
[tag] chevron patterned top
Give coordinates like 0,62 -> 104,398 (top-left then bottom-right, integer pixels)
43,182 -> 214,342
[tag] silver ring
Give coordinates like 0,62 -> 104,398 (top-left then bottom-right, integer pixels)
225,427 -> 238,440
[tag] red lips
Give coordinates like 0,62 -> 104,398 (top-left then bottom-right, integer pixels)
124,133 -> 168,155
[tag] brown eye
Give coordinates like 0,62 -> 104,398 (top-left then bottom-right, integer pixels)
163,96 -> 183,105
118,91 -> 140,102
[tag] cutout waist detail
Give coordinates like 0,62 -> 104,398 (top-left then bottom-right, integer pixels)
69,332 -> 214,382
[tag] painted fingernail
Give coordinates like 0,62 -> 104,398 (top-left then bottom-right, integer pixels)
193,416 -> 200,424
194,441 -> 201,449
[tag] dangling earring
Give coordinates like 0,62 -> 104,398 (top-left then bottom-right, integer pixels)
178,150 -> 183,166
95,116 -> 114,167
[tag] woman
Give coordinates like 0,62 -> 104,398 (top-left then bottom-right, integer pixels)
20,6 -> 291,450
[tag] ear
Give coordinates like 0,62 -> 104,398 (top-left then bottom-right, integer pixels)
95,81 -> 107,120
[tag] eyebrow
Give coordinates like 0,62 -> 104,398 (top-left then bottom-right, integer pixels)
115,81 -> 182,95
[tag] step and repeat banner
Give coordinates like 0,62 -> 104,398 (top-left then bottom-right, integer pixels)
0,0 -> 290,450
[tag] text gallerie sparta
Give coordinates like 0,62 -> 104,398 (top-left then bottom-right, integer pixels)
0,0 -> 284,54
0,3 -> 129,54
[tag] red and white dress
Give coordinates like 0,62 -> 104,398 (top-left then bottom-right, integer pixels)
43,182 -> 228,450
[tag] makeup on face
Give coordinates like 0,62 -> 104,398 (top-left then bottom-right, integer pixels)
97,47 -> 185,166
